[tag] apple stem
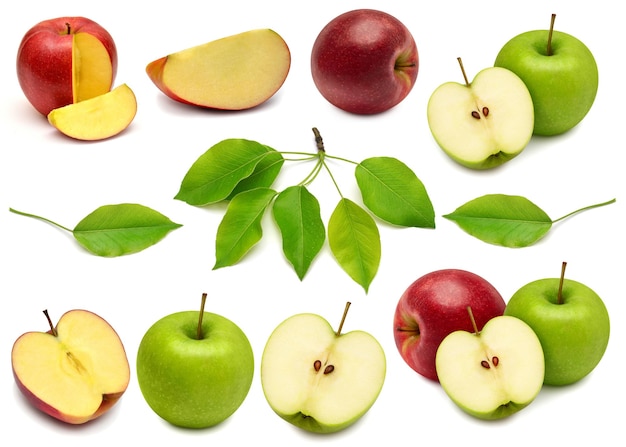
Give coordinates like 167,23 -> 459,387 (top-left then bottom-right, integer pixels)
65,22 -> 72,34
547,13 -> 556,56
557,261 -> 567,305
43,309 -> 57,337
336,301 -> 351,336
197,292 -> 208,340
457,57 -> 470,87
312,127 -> 325,153
466,306 -> 479,335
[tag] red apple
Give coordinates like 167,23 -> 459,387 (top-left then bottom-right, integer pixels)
310,9 -> 418,114
16,16 -> 118,116
393,269 -> 506,381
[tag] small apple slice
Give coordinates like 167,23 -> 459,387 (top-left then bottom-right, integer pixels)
261,303 -> 386,433
146,29 -> 291,110
11,309 -> 130,424
73,32 -> 115,102
427,59 -> 534,170
47,83 -> 137,140
435,310 -> 544,420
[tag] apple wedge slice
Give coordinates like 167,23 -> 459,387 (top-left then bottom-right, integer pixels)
47,83 -> 137,140
11,309 -> 131,424
146,29 -> 291,110
261,304 -> 386,433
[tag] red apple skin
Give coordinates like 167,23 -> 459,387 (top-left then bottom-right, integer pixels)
393,269 -> 506,381
16,16 -> 118,116
311,9 -> 418,114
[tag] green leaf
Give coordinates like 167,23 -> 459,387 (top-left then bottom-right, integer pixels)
355,157 -> 435,228
443,194 -> 552,247
214,187 -> 277,269
272,185 -> 325,280
328,198 -> 380,293
175,139 -> 281,206
73,203 -> 182,256
227,145 -> 284,199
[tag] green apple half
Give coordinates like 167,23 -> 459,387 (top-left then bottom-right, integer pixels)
260,304 -> 386,433
427,62 -> 534,170
436,314 -> 544,420
136,308 -> 254,429
495,15 -> 598,136
505,263 -> 610,386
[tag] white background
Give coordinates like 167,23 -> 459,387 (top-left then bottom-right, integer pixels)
1,0 -> 623,445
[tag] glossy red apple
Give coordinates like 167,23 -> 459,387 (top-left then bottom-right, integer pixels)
393,269 -> 506,381
16,16 -> 118,116
311,9 -> 418,114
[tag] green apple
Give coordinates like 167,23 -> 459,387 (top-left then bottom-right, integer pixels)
260,302 -> 386,434
494,14 -> 598,136
136,294 -> 254,428
504,262 -> 610,386
435,310 -> 544,420
427,59 -> 534,170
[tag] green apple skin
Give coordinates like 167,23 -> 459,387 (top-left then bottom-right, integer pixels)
136,311 -> 254,428
505,278 -> 610,386
495,30 -> 598,136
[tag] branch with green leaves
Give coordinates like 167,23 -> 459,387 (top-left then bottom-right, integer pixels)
174,127 -> 436,293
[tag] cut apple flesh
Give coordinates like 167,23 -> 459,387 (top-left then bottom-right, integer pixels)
261,313 -> 386,433
73,32 -> 114,103
427,67 -> 534,169
47,83 -> 137,140
435,316 -> 544,419
11,309 -> 130,424
147,29 -> 291,110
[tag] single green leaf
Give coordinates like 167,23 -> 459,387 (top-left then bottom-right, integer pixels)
214,187 -> 277,269
443,194 -> 552,247
73,203 -> 182,256
175,139 -> 278,206
356,157 -> 435,228
328,198 -> 381,293
227,145 -> 284,199
272,185 -> 325,280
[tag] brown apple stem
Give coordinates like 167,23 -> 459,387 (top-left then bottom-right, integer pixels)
65,22 -> 71,34
336,301 -> 352,336
43,309 -> 57,337
457,57 -> 470,86
466,306 -> 479,335
197,292 -> 208,340
547,13 -> 556,56
312,127 -> 325,153
557,261 -> 567,305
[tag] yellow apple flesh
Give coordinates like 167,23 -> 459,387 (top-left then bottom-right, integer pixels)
146,29 -> 291,110
11,309 -> 130,424
47,83 -> 137,140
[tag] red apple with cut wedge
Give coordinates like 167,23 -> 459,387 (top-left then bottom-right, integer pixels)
16,16 -> 118,116
393,269 -> 506,381
11,309 -> 130,424
311,9 -> 418,114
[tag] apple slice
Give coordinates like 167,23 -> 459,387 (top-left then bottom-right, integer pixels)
146,29 -> 291,110
47,83 -> 137,140
435,310 -> 544,420
261,303 -> 386,433
427,59 -> 534,170
11,309 -> 130,424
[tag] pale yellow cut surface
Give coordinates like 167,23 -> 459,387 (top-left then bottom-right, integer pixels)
159,29 -> 290,109
72,33 -> 114,103
48,84 -> 137,141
